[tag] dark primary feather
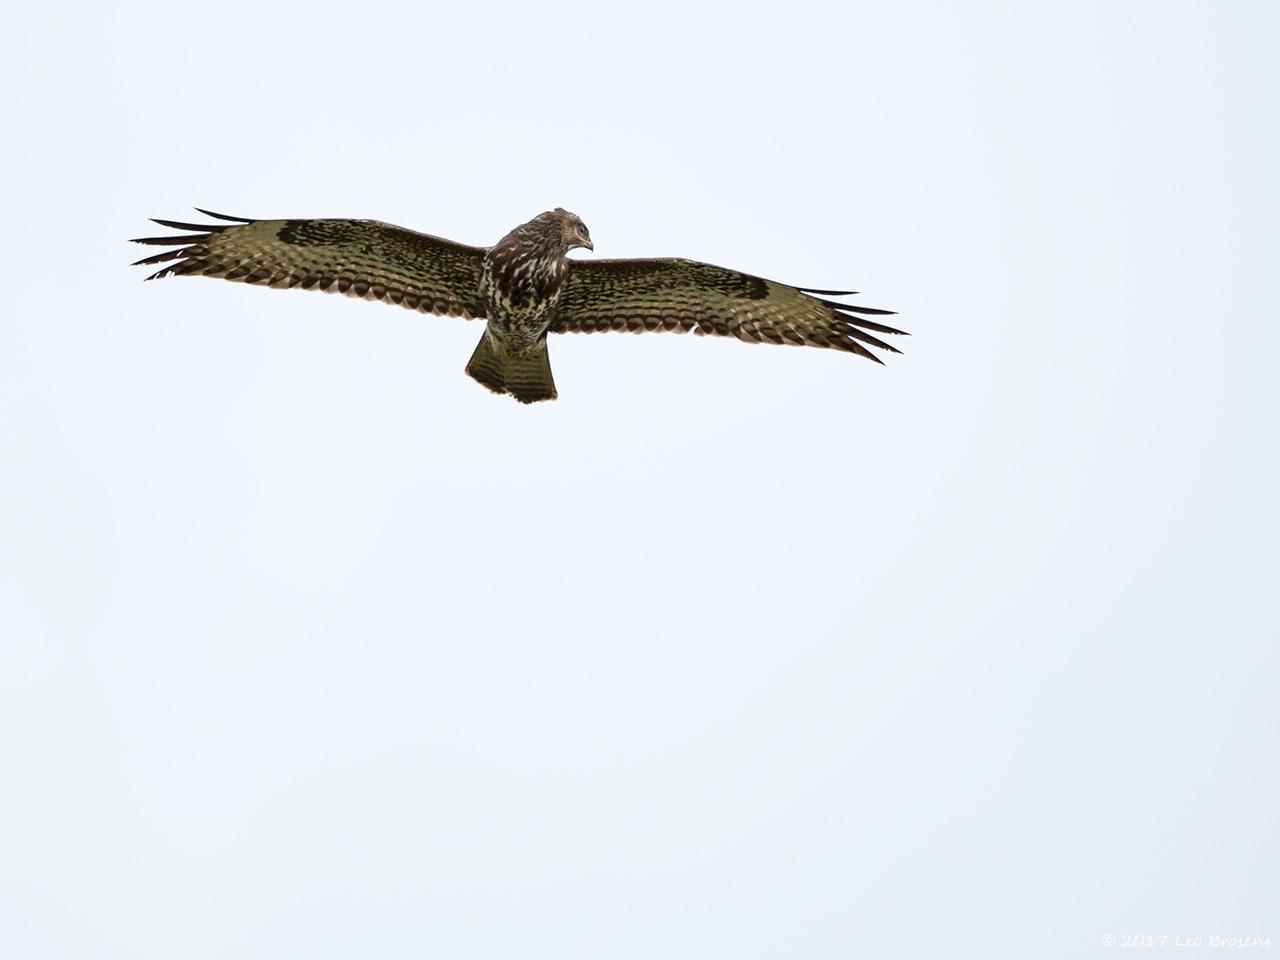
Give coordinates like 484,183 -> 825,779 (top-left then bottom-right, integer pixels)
149,218 -> 235,233
552,258 -> 906,362
131,210 -> 488,319
193,208 -> 253,223
132,233 -> 210,246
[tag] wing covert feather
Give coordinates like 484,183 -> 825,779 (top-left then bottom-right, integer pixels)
133,213 -> 487,319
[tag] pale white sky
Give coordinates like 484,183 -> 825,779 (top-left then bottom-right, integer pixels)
1,2 -> 1277,957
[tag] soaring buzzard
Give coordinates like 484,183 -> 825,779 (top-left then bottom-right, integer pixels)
132,208 -> 905,403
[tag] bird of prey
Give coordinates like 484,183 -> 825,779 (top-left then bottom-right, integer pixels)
132,208 -> 905,403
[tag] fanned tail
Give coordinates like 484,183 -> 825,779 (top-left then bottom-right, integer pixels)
466,333 -> 557,404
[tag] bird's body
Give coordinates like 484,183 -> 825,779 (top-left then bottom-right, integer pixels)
132,207 -> 905,403
467,209 -> 587,401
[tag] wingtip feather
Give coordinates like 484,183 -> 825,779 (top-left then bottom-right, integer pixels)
132,233 -> 208,245
149,218 -> 225,232
193,208 -> 254,223
132,247 -> 192,266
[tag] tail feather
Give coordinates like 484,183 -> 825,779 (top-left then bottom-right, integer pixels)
465,333 -> 510,396
466,334 -> 557,403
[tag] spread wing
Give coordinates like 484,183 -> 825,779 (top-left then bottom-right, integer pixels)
132,210 -> 487,319
553,258 -> 904,362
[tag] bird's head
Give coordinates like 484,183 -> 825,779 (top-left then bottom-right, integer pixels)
551,207 -> 593,252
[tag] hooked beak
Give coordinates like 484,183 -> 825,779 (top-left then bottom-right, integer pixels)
579,236 -> 594,251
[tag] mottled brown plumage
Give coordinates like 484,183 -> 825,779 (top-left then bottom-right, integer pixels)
466,209 -> 590,401
132,207 -> 905,403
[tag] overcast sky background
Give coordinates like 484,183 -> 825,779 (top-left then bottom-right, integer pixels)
1,2 -> 1276,957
